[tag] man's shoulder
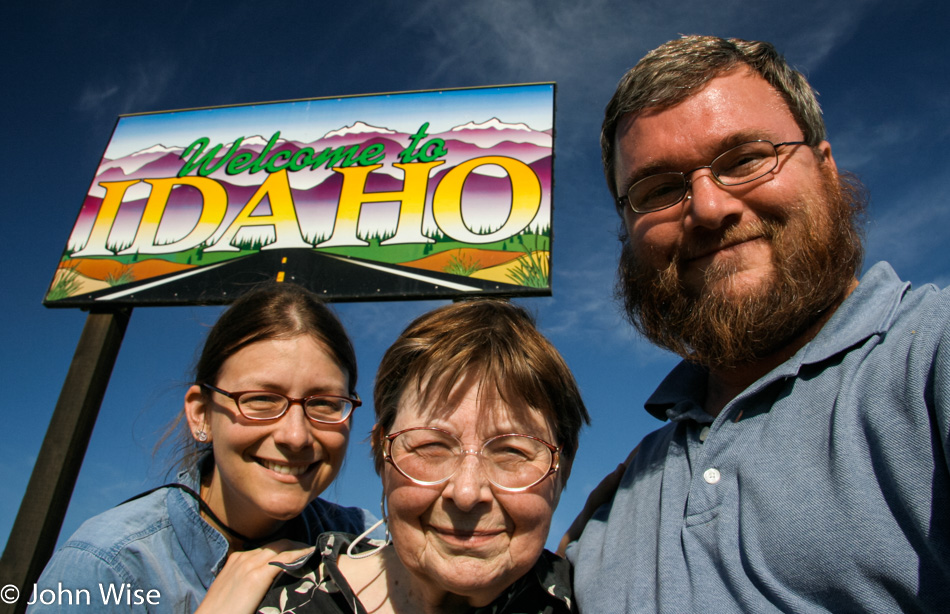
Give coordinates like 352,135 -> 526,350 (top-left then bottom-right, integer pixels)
892,269 -> 950,321
854,262 -> 950,350
797,261 -> 949,369
854,261 -> 950,323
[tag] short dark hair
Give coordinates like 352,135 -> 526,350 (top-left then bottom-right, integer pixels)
372,299 -> 589,482
602,35 -> 826,202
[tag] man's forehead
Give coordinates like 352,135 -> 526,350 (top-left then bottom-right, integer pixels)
612,70 -> 799,183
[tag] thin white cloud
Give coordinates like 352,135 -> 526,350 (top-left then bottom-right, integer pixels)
78,84 -> 120,110
77,59 -> 177,118
865,178 -> 950,278
409,0 -> 884,95
830,119 -> 910,172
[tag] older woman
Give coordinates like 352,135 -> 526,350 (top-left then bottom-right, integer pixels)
258,298 -> 589,614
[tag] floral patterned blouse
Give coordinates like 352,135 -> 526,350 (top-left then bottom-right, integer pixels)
258,532 -> 576,614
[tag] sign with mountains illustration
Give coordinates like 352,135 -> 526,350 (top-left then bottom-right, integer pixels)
46,84 -> 554,307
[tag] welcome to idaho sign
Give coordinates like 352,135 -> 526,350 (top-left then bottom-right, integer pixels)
45,84 -> 555,306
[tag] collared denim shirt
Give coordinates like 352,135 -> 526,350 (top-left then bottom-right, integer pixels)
571,262 -> 950,613
29,469 -> 373,613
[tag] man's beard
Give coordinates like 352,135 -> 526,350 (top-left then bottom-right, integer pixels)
617,168 -> 866,369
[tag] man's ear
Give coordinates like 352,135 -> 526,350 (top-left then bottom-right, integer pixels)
184,384 -> 212,442
817,140 -> 838,173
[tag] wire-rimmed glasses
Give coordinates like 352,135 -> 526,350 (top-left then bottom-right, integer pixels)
618,140 -> 808,214
202,383 -> 359,424
382,426 -> 560,492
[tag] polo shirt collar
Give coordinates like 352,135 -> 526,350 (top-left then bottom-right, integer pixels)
644,261 -> 909,422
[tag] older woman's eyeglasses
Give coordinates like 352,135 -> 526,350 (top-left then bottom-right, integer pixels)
618,140 -> 808,214
202,383 -> 359,424
382,426 -> 560,492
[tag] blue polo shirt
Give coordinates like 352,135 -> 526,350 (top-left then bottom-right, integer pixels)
570,262 -> 950,612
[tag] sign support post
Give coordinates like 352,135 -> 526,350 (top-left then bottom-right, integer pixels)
0,309 -> 131,614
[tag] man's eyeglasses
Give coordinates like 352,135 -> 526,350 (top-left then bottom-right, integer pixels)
618,140 -> 808,214
382,426 -> 560,492
202,383 -> 359,424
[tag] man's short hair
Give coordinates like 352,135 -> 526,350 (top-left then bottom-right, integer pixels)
602,35 -> 826,201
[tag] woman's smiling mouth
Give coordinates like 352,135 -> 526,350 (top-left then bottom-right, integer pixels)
429,525 -> 505,547
256,458 -> 317,477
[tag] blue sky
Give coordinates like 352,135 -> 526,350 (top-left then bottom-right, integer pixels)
3,0 -> 949,560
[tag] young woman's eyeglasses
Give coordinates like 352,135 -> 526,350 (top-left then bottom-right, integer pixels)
201,383 -> 359,424
618,140 -> 808,214
382,426 -> 560,492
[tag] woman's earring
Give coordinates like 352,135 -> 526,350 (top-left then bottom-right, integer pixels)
195,430 -> 208,442
346,493 -> 392,559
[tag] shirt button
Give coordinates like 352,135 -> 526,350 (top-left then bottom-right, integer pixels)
703,468 -> 721,484
699,426 -> 710,442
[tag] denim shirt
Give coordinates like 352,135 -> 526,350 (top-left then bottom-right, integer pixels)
29,469 -> 372,613
571,262 -> 950,613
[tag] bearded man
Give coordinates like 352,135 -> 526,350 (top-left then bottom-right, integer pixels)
566,36 -> 950,613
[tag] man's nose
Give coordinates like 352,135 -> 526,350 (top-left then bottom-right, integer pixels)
682,170 -> 745,231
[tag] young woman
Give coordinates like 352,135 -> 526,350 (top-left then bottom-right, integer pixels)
30,283 -> 373,613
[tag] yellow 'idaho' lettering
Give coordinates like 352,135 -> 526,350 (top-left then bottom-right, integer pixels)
71,180 -> 141,257
319,161 -> 445,247
432,156 -> 541,244
119,177 -> 227,255
70,156 -> 544,259
205,169 -> 311,252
